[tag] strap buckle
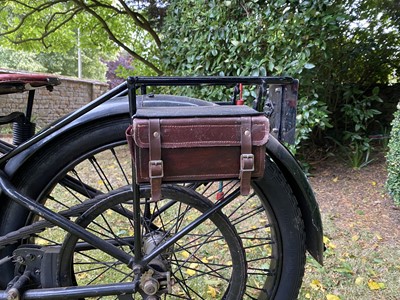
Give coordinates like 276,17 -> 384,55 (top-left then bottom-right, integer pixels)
240,154 -> 255,172
149,160 -> 164,179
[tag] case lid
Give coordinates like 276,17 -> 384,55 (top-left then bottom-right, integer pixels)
134,105 -> 262,119
132,114 -> 269,149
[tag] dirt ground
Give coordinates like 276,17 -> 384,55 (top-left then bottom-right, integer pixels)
308,151 -> 400,245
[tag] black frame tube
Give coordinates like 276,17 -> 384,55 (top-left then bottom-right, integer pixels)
127,78 -> 144,264
0,282 -> 135,300
127,76 -> 294,116
0,170 -> 134,267
129,76 -> 293,86
25,90 -> 35,122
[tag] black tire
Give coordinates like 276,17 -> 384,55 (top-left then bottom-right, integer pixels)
0,116 -> 306,299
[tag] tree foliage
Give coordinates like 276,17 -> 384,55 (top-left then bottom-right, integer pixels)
0,0 -> 165,75
105,51 -> 134,87
0,46 -> 47,72
0,46 -> 107,80
161,0 -> 399,152
161,0 -> 345,147
386,105 -> 400,205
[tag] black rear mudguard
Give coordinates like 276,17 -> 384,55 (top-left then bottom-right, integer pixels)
3,95 -> 323,264
266,137 -> 324,264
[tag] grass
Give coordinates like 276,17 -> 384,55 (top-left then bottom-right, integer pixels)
300,214 -> 400,300
299,151 -> 400,300
0,124 -> 13,135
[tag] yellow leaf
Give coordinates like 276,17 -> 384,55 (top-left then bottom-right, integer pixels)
371,181 -> 377,186
328,242 -> 336,249
189,263 -> 198,269
186,269 -> 196,276
323,236 -> 330,244
355,277 -> 364,285
332,177 -> 339,182
323,236 -> 336,250
185,263 -> 198,276
207,286 -> 217,298
368,280 -> 382,290
375,233 -> 383,240
305,293 -> 311,299
310,279 -> 323,291
77,272 -> 88,279
352,235 -> 359,242
326,294 -> 340,300
259,218 -> 267,224
201,257 -> 209,264
181,251 -> 190,259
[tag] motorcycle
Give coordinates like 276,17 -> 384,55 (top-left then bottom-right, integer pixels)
0,73 -> 323,299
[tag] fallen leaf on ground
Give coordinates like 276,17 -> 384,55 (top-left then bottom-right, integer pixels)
355,277 -> 364,285
326,294 -> 340,300
368,280 -> 385,290
207,286 -> 217,298
181,250 -> 190,259
310,279 -> 324,291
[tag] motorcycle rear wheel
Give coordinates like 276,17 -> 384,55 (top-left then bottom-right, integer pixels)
0,116 -> 306,299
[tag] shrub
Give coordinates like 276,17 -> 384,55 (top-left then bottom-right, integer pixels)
386,104 -> 400,205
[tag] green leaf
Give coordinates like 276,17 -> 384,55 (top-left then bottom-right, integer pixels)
304,63 -> 315,69
268,61 -> 274,72
231,40 -> 241,47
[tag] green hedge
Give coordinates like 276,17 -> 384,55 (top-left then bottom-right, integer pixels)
386,104 -> 400,205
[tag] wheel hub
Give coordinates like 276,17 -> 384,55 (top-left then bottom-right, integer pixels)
138,232 -> 173,297
142,232 -> 171,272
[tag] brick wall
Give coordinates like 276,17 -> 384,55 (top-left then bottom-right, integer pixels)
0,70 -> 109,128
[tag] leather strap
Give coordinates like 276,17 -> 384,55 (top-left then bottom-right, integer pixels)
240,117 -> 254,195
148,118 -> 163,201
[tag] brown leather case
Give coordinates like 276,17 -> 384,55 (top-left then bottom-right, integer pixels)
126,106 -> 269,201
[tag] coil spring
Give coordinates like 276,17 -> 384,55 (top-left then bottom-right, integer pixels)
12,121 -> 36,146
